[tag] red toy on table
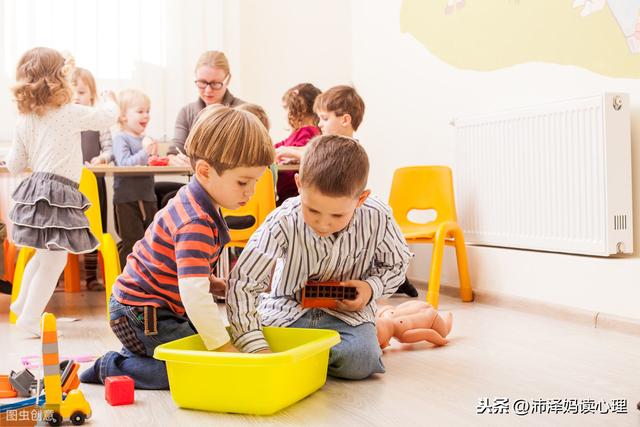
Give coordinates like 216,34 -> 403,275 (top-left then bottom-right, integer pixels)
148,156 -> 169,166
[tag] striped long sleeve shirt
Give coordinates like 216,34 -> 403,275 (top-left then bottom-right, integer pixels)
227,195 -> 411,353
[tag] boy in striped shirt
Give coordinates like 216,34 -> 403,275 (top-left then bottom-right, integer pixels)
81,105 -> 275,389
227,136 -> 411,380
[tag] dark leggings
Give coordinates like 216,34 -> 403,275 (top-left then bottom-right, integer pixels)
154,181 -> 184,210
114,201 -> 158,268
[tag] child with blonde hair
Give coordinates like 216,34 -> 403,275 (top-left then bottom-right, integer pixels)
71,67 -> 115,165
7,47 -> 118,335
235,103 -> 270,130
112,89 -> 158,267
273,83 -> 321,204
70,66 -> 114,290
228,103 -> 276,231
81,105 -> 275,389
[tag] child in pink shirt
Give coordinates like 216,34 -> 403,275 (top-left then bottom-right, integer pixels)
274,83 -> 321,204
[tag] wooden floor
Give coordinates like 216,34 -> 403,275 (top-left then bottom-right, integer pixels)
1,288 -> 639,427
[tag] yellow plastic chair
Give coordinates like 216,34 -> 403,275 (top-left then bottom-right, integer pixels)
76,169 -> 122,315
10,168 -> 121,322
388,166 -> 473,308
219,168 -> 276,276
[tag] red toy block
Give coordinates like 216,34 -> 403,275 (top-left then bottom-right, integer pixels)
148,155 -> 169,166
302,281 -> 357,308
105,375 -> 135,406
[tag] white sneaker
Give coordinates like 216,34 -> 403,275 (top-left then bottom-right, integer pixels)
15,317 -> 41,338
9,301 -> 23,317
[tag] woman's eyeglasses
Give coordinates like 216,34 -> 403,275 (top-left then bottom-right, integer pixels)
194,77 -> 228,90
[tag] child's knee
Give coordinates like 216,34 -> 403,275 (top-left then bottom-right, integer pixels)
329,336 -> 384,380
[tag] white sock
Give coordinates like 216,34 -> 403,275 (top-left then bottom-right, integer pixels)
16,250 -> 68,327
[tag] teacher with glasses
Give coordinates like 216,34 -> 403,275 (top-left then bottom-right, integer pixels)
168,50 -> 245,160
158,51 -> 245,208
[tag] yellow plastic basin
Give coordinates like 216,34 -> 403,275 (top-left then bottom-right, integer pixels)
154,327 -> 340,415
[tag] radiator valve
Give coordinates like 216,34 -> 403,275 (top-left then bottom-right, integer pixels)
613,96 -> 623,111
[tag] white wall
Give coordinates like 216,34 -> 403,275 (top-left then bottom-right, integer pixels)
0,0 -> 227,143
351,0 -> 640,320
230,0 -> 352,143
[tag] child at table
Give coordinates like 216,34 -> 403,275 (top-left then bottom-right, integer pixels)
236,102 -> 277,187
273,83 -> 321,205
71,66 -> 114,290
112,89 -> 158,267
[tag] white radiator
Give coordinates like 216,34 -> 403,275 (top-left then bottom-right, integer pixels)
453,93 -> 633,256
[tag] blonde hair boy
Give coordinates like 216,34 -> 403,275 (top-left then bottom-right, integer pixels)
117,89 -> 151,129
81,104 -> 275,389
185,104 -> 274,173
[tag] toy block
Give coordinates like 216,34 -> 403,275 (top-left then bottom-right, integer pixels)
105,376 -> 135,406
0,375 -> 17,398
8,369 -> 35,397
302,281 -> 358,308
148,155 -> 169,166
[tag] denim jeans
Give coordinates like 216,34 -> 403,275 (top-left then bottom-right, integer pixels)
289,309 -> 385,380
80,296 -> 195,389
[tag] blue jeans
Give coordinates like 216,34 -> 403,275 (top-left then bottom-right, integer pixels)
79,296 -> 195,389
289,309 -> 385,380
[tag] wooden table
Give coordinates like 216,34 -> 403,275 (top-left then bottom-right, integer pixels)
88,165 -> 192,176
0,163 -> 300,175
0,165 -> 189,176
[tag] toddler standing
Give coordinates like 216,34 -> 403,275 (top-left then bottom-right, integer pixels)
7,47 -> 118,335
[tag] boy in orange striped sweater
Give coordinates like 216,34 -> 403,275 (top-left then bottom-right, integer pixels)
80,105 -> 274,389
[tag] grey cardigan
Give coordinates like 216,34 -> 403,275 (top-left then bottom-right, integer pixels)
168,90 -> 244,155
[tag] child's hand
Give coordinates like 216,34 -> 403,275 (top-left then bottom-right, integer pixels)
90,156 -> 107,165
101,90 -> 117,103
209,274 -> 227,298
275,147 -> 301,164
216,341 -> 240,353
143,136 -> 158,155
255,348 -> 272,354
168,153 -> 190,166
335,280 -> 373,312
